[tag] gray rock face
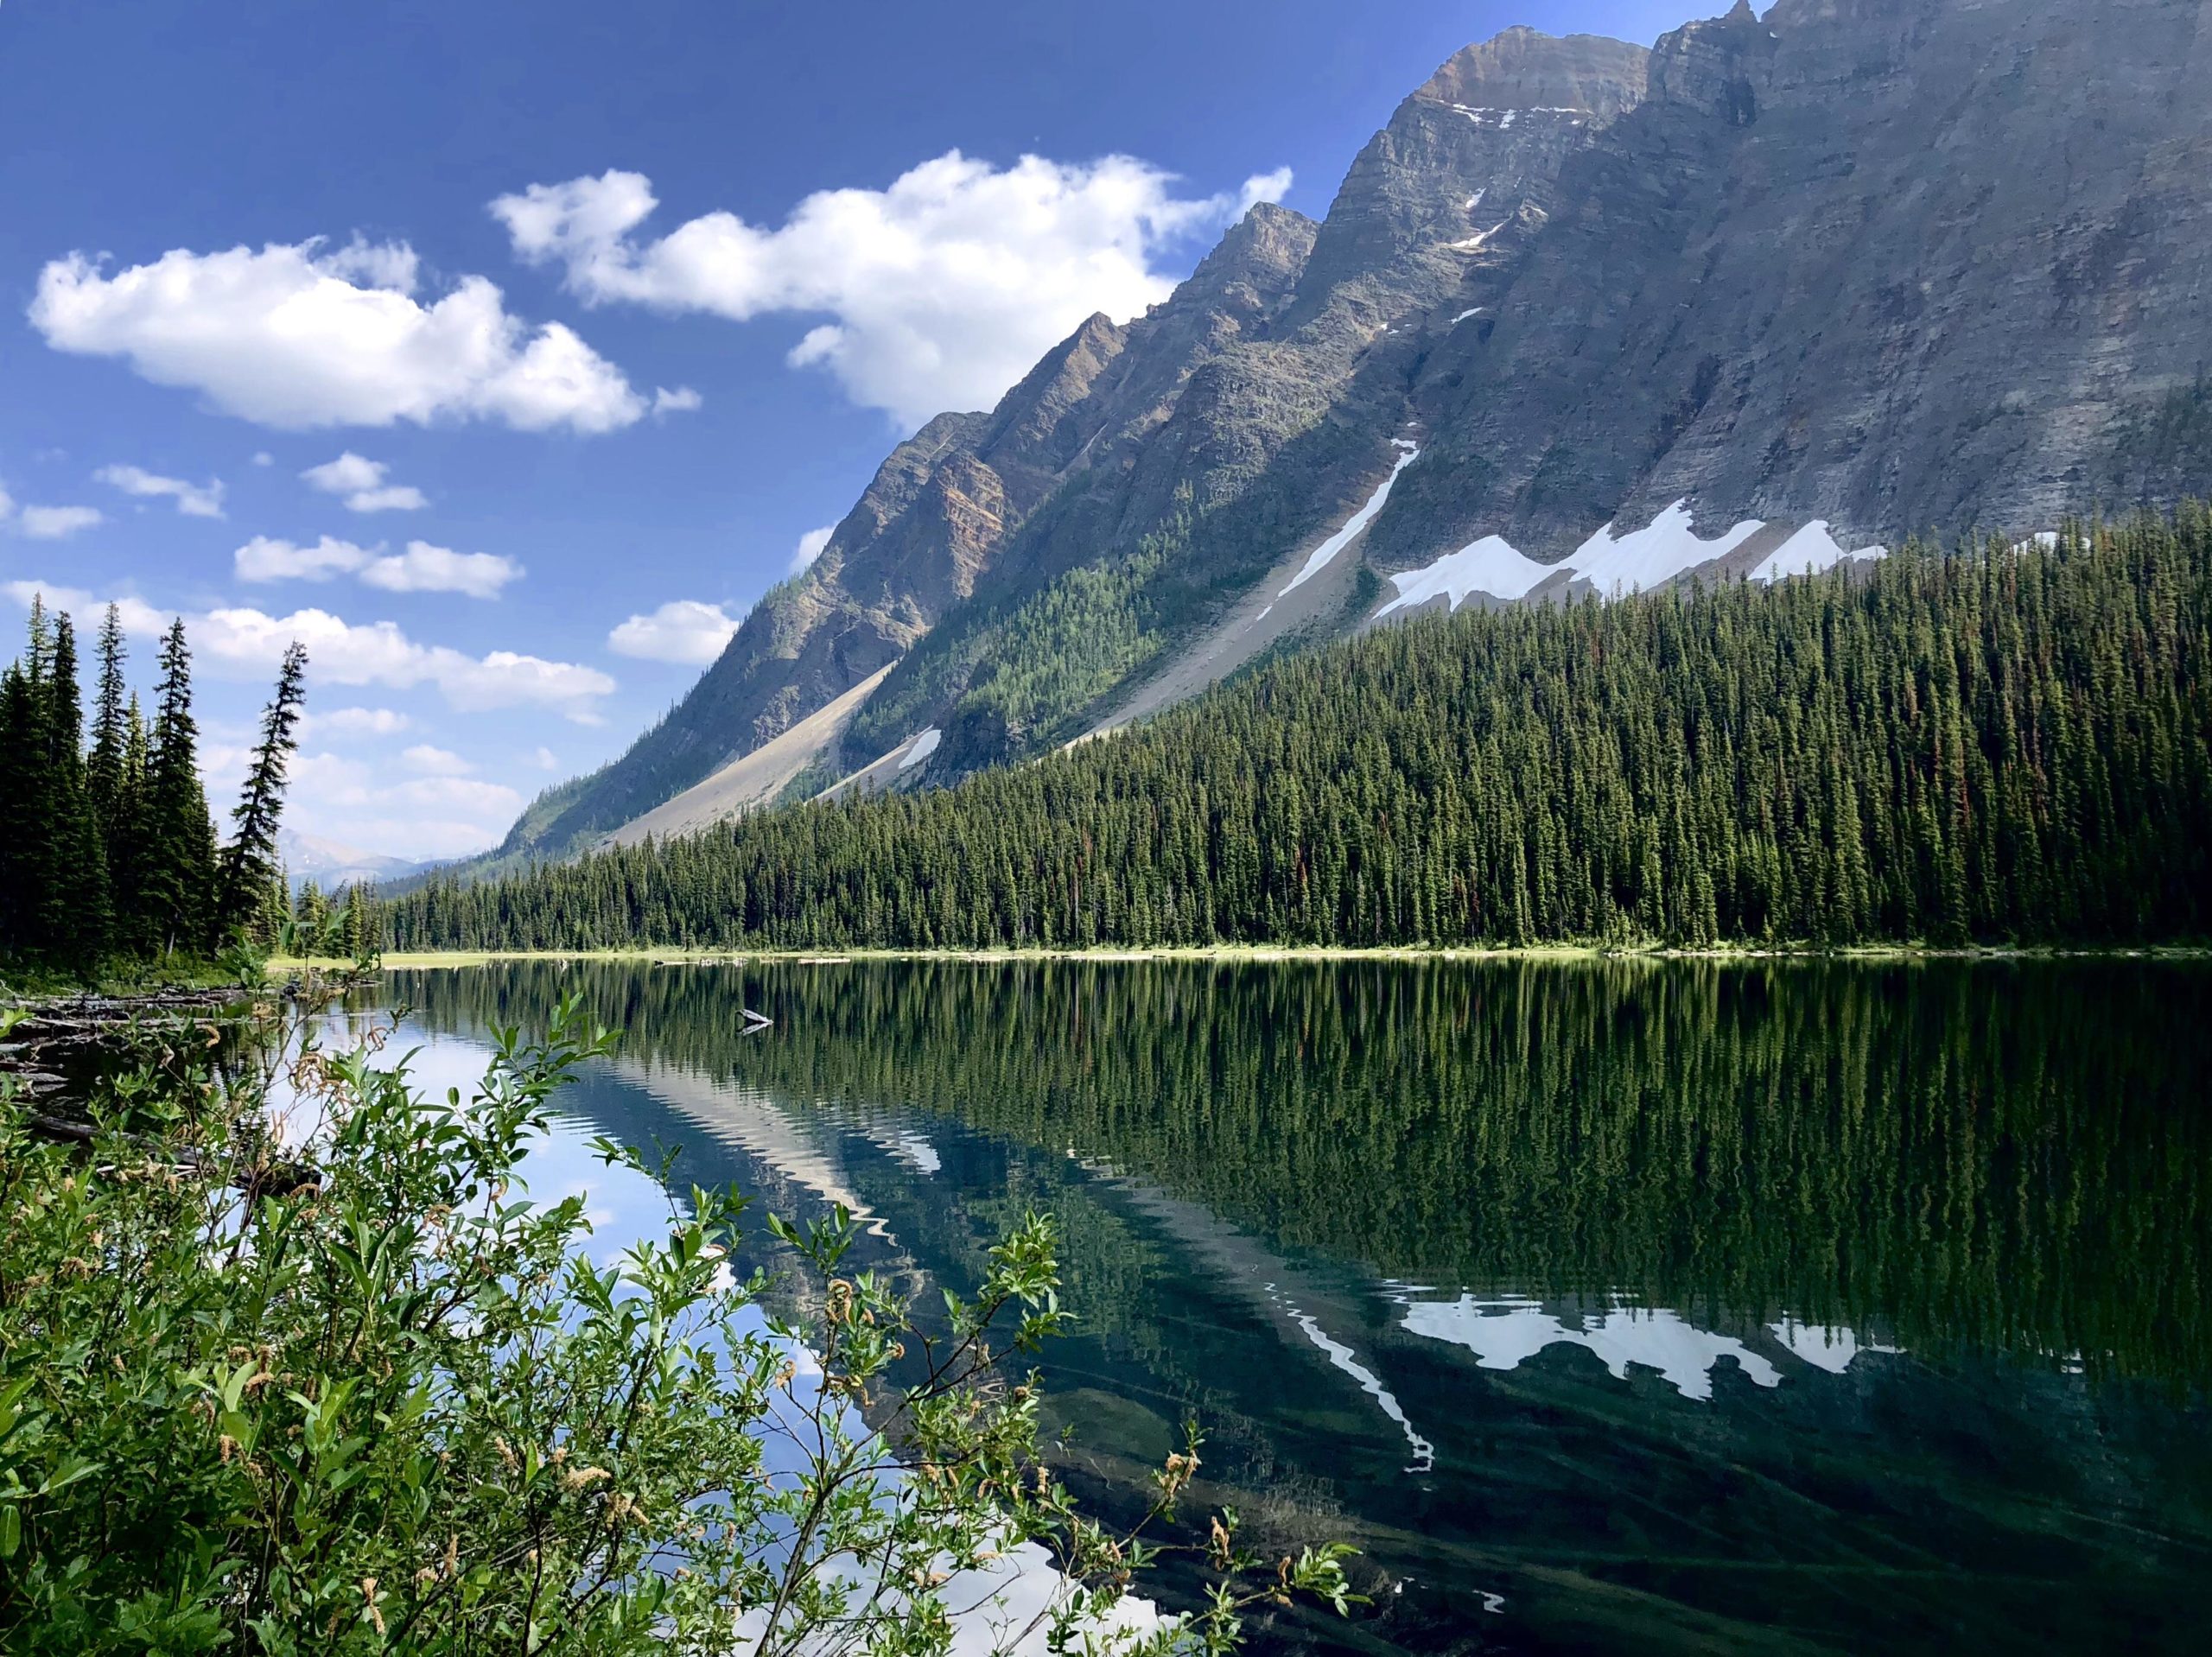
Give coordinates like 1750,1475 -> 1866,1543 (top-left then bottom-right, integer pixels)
502,208 -> 1318,856
1377,0 -> 2212,562
500,0 -> 2212,860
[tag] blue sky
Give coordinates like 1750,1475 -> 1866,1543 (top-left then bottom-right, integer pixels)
0,0 -> 1690,861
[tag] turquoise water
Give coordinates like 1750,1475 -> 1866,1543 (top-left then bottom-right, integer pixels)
382,958 -> 2212,1654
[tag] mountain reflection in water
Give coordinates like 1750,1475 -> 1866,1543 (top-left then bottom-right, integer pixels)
385,958 -> 2212,1655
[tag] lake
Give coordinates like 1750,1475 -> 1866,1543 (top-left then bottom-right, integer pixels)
375,958 -> 2211,1655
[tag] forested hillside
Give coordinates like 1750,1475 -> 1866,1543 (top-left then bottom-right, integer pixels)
386,514 -> 2212,953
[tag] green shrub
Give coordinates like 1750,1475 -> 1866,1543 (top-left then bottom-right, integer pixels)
0,994 -> 1351,1654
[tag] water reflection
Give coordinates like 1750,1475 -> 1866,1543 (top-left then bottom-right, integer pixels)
385,958 -> 2212,1654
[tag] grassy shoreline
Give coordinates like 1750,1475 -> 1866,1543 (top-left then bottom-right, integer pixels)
314,941 -> 2212,971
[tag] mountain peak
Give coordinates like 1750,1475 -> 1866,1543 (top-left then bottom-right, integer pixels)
1414,26 -> 1649,117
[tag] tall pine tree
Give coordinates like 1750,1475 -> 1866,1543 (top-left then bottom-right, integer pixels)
216,641 -> 308,941
39,613 -> 113,962
138,619 -> 218,957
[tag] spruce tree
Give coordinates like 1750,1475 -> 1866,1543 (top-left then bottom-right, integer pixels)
215,641 -> 308,940
88,606 -> 129,830
0,663 -> 37,952
139,619 -> 218,957
40,613 -> 113,962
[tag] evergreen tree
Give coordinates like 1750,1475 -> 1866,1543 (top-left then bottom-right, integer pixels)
385,513 -> 2212,955
0,661 -> 40,952
215,641 -> 308,939
138,619 -> 218,957
38,613 -> 112,962
87,603 -> 130,846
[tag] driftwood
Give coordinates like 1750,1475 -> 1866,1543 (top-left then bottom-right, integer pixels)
3,985 -> 322,1195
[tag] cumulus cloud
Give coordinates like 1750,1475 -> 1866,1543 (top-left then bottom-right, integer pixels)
276,750 -> 522,861
29,235 -> 671,433
302,705 -> 410,739
3,578 -> 613,721
234,534 -> 519,598
302,451 -> 426,512
236,534 -> 375,582
401,743 -> 475,776
1,581 -> 165,637
360,540 -> 521,599
652,385 -> 702,416
790,524 -> 834,575
95,463 -> 226,517
607,598 -> 739,666
492,156 -> 1292,429
16,505 -> 104,539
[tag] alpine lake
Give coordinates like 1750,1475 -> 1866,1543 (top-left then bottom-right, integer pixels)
368,957 -> 2212,1655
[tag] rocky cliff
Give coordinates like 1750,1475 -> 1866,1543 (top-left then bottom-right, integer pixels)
490,0 -> 2212,865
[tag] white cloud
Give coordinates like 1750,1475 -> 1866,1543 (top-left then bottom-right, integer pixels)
652,385 -> 702,416
95,463 -> 226,518
30,235 -> 664,433
493,156 -> 1291,429
302,705 -> 410,739
528,745 -> 560,769
301,450 -> 427,512
251,451 -> 275,467
16,505 -> 104,539
1236,167 -> 1294,215
392,775 -> 519,816
402,743 -> 474,776
236,533 -> 374,582
360,540 -> 521,599
2,581 -> 165,636
234,533 -> 519,598
0,485 -> 12,517
607,598 -> 739,666
790,524 -> 834,575
4,579 -> 614,721
275,750 -> 522,862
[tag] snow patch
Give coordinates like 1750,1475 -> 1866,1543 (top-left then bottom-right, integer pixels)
1447,222 -> 1510,251
1278,446 -> 1421,597
887,1133 -> 942,1176
1767,1319 -> 1901,1374
1451,308 -> 1485,324
1376,536 -> 1551,615
1743,520 -> 1885,582
1400,1294 -> 1783,1402
899,727 -> 943,771
1465,188 -> 1486,210
1375,499 -> 1767,619
1270,1286 -> 1434,1472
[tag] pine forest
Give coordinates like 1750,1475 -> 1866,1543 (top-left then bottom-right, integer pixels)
385,513 -> 2212,954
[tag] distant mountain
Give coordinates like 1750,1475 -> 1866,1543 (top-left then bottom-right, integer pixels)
478,0 -> 2212,869
278,828 -> 426,893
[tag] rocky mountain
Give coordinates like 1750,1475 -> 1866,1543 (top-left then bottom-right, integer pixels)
491,0 -> 2212,866
277,829 -> 425,893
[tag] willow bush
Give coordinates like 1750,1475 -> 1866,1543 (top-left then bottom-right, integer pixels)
0,992 -> 1352,1654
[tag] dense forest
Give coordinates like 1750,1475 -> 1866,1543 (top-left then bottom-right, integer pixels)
0,598 -> 314,971
389,512 -> 2212,951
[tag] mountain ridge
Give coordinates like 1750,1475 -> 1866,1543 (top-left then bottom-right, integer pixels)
478,0 -> 2212,869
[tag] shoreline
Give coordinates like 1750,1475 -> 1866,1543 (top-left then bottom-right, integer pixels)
321,942 -> 2212,970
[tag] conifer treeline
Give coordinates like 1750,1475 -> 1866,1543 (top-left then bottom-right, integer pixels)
0,600 -> 308,968
386,514 -> 2212,952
